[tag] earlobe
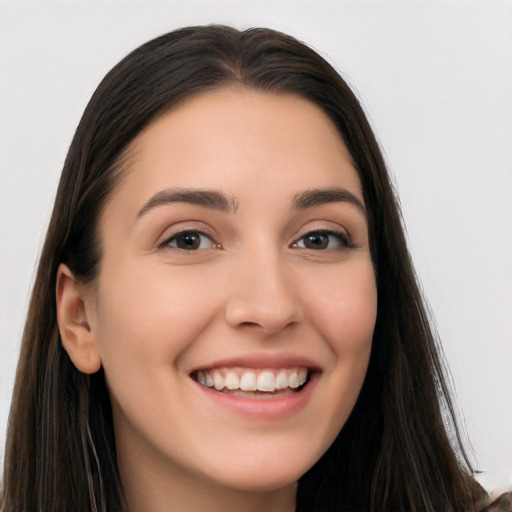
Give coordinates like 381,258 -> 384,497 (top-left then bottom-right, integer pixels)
56,263 -> 102,374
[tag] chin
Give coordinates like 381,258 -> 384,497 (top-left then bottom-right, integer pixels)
212,467 -> 303,494
195,449 -> 319,494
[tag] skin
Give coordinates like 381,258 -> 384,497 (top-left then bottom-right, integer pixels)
57,88 -> 377,512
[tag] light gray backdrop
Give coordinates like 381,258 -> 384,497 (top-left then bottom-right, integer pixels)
1,0 -> 511,493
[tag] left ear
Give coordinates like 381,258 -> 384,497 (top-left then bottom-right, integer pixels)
56,263 -> 102,374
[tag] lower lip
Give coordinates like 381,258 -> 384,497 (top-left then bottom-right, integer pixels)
192,374 -> 319,420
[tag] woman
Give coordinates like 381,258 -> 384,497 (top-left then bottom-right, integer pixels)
1,25 -> 504,512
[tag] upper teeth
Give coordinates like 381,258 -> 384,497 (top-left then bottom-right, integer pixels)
196,368 -> 309,392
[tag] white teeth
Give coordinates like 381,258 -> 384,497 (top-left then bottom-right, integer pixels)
257,371 -> 275,392
240,372 -> 257,391
298,368 -> 308,386
212,371 -> 225,391
224,372 -> 239,390
288,372 -> 299,389
275,370 -> 288,390
195,367 -> 310,393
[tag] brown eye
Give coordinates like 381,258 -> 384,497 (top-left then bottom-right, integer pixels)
292,231 -> 351,250
163,231 -> 216,251
303,233 -> 329,249
176,233 -> 201,250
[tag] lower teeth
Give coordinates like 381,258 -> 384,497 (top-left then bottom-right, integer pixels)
228,388 -> 296,399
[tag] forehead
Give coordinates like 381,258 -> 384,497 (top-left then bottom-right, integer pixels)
103,88 -> 363,220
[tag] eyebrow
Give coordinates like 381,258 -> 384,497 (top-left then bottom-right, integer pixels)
292,187 -> 366,215
137,186 -> 365,219
137,188 -> 239,217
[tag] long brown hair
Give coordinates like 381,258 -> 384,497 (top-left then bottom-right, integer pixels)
1,25 -> 488,512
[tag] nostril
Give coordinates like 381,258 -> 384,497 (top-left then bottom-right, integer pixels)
239,321 -> 261,328
224,286 -> 304,334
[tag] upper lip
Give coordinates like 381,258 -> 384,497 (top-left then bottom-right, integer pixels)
190,352 -> 322,373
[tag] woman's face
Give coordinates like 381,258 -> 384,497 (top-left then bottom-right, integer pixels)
85,89 -> 377,495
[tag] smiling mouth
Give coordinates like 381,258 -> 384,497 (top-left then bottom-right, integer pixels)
191,367 -> 312,399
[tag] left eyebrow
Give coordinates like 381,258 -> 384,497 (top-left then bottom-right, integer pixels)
292,187 -> 366,216
137,188 -> 239,218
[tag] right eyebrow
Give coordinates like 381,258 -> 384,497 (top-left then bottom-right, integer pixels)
136,188 -> 240,218
292,187 -> 366,216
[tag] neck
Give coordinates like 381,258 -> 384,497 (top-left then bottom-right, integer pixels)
121,462 -> 297,512
117,436 -> 297,512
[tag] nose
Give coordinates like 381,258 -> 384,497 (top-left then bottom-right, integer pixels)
224,252 -> 303,335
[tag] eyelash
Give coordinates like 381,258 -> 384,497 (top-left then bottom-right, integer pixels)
290,230 -> 352,250
158,230 -> 219,251
159,229 -> 352,252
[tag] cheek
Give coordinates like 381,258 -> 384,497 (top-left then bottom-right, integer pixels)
294,263 -> 376,458
93,263 -> 218,387
306,263 -> 377,356
311,263 -> 376,397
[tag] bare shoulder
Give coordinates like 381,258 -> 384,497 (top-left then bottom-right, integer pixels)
482,493 -> 512,512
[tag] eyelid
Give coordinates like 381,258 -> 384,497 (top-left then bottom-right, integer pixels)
157,228 -> 220,250
291,229 -> 353,250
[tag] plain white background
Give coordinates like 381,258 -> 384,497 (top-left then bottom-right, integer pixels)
1,0 -> 511,493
